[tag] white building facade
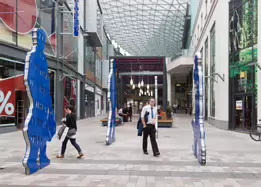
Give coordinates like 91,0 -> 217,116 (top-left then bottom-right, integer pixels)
191,0 -> 259,131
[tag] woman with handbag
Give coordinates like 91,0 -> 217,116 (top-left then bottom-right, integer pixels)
57,105 -> 84,159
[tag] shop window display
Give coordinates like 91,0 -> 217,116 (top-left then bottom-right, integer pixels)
0,58 -> 55,127
63,77 -> 77,117
229,0 -> 258,130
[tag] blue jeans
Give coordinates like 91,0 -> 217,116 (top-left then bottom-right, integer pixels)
61,136 -> 82,155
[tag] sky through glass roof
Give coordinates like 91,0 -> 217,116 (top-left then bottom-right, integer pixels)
100,0 -> 188,57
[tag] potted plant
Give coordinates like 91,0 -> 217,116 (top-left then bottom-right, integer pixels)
166,107 -> 172,119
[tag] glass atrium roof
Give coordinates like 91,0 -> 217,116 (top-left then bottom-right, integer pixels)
100,0 -> 188,57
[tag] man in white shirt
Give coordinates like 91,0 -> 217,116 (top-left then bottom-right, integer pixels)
141,98 -> 160,157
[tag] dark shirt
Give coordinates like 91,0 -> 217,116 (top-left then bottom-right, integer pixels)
123,108 -> 128,114
128,107 -> 132,114
65,113 -> 77,130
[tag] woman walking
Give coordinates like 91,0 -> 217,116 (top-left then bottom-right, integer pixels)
57,105 -> 84,159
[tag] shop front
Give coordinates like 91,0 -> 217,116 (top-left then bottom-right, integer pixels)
229,0 -> 258,131
95,87 -> 102,116
63,77 -> 77,117
0,57 -> 55,128
85,84 -> 95,118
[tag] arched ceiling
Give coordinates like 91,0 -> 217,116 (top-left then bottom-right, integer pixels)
100,0 -> 188,57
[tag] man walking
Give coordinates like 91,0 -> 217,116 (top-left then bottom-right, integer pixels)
141,98 -> 160,157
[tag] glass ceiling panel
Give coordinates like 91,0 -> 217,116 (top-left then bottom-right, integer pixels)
100,0 -> 187,57
101,0 -> 188,56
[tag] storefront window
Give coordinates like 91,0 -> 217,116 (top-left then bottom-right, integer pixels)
62,5 -> 78,69
0,57 -> 55,127
229,0 -> 258,130
96,55 -> 102,87
205,38 -> 209,120
210,24 -> 216,117
63,77 -> 77,117
0,0 -> 57,56
85,44 -> 95,82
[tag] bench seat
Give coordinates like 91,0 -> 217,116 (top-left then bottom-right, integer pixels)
100,118 -> 122,126
158,119 -> 173,128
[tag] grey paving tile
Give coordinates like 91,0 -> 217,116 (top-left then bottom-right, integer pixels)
1,114 -> 261,187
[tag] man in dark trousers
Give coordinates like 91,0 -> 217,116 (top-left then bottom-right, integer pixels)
128,103 -> 133,122
122,103 -> 128,122
141,98 -> 160,157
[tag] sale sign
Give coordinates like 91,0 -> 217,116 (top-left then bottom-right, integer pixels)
0,90 -> 15,117
0,75 -> 26,117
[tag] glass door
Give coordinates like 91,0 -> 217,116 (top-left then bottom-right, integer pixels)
234,96 -> 253,130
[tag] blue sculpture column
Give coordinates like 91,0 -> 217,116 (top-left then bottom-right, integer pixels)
105,59 -> 117,145
191,53 -> 206,165
22,29 -> 56,175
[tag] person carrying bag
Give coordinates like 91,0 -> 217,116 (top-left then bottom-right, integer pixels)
57,105 -> 84,159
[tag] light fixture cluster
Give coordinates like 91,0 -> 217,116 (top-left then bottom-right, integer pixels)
138,88 -> 153,97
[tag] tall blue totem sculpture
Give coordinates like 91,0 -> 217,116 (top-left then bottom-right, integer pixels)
22,29 -> 56,175
191,53 -> 206,165
105,59 -> 117,145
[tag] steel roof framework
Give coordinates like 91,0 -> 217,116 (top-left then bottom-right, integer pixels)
100,0 -> 188,57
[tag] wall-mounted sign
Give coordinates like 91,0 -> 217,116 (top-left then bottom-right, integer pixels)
236,100 -> 242,110
73,0 -> 79,37
96,87 -> 102,95
85,84 -> 94,92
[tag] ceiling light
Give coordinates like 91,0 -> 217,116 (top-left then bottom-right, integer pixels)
151,91 -> 153,96
130,78 -> 133,85
132,84 -> 135,89
147,84 -> 149,89
141,80 -> 144,87
138,82 -> 141,88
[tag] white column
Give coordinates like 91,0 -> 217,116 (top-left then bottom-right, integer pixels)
167,73 -> 171,106
172,77 -> 176,104
257,1 -> 261,126
77,80 -> 81,118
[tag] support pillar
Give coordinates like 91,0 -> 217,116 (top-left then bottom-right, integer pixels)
167,73 -> 172,106
257,0 -> 261,127
172,77 -> 176,105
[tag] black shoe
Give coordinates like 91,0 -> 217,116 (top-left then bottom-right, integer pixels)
154,152 -> 160,157
144,151 -> 149,155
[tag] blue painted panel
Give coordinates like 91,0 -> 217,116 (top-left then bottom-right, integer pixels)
192,53 -> 206,166
22,29 -> 56,175
74,0 -> 79,37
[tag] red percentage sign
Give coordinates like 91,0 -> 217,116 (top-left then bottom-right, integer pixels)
0,90 -> 14,116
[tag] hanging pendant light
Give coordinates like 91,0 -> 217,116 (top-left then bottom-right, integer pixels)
130,63 -> 133,85
147,89 -> 149,93
148,92 -> 150,96
141,79 -> 144,87
147,84 -> 149,89
144,91 -> 146,95
139,93 -> 141,96
138,82 -> 141,88
132,84 -> 135,89
151,91 -> 153,96
130,78 -> 133,85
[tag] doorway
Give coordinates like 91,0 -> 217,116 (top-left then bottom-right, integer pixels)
234,95 -> 253,131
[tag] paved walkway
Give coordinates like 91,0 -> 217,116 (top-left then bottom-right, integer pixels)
0,114 -> 261,187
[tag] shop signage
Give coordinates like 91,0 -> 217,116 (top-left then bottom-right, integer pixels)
236,100 -> 242,110
85,84 -> 94,92
0,75 -> 26,117
96,87 -> 102,95
0,90 -> 15,116
73,0 -> 79,37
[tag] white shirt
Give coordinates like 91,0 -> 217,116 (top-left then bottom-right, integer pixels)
141,105 -> 157,124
